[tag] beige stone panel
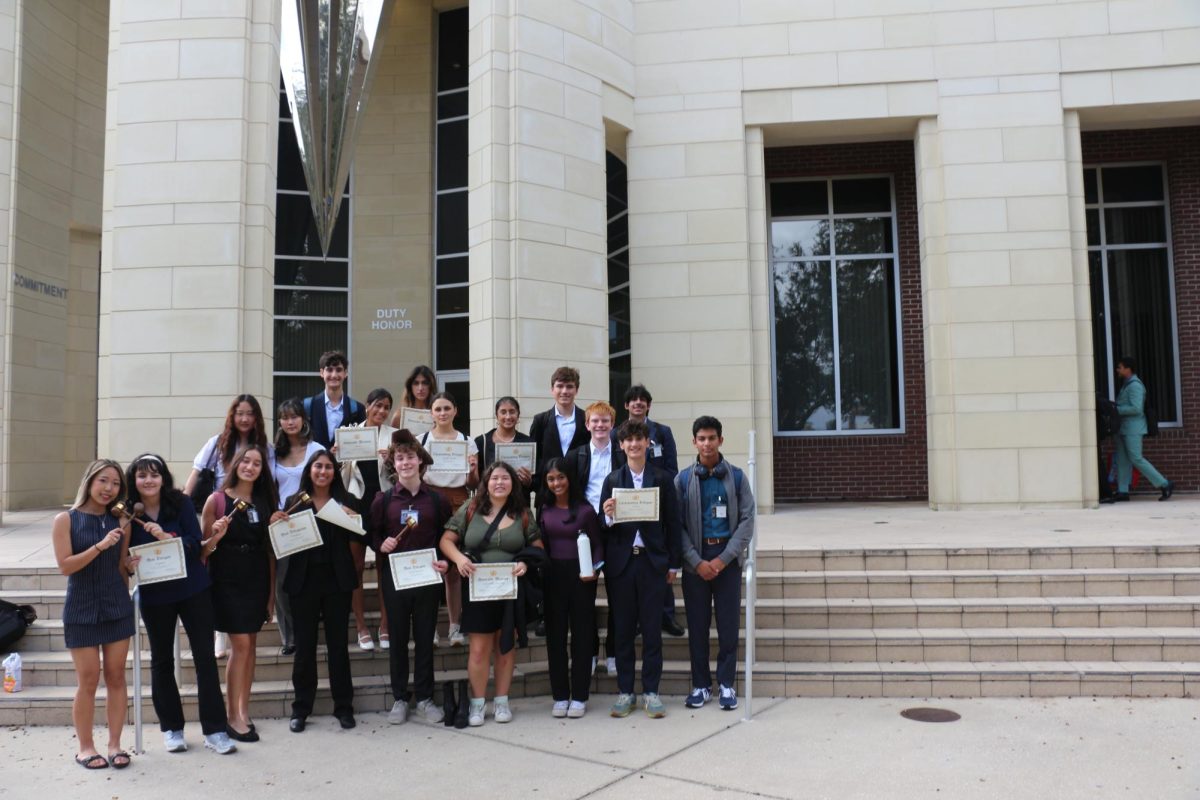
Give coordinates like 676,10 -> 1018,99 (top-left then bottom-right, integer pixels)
110,266 -> 172,310
564,285 -> 606,327
689,330 -> 752,366
178,37 -> 246,79
686,209 -> 748,246
169,351 -> 241,397
1013,320 -> 1078,357
953,355 -> 1080,395
513,14 -> 564,61
886,81 -> 938,116
943,161 -> 1066,200
633,295 -> 750,333
955,448 -> 1019,504
1001,126 -> 1066,162
742,53 -> 839,92
515,107 -> 603,163
117,40 -> 179,83
636,60 -> 742,97
882,14 -> 932,48
1019,447 -> 1084,503
956,410 -> 1082,449
110,308 -> 240,354
934,40 -> 1060,80
515,239 -> 604,285
513,144 -> 565,188
927,447 -> 957,507
742,89 -> 791,125
115,78 -> 247,123
1060,31 -> 1166,73
993,2 -> 1109,42
945,251 -> 1010,288
104,417 -> 172,465
1111,64 -> 1200,104
634,107 -> 745,146
955,394 -> 1017,413
950,322 -> 1014,359
630,263 -> 690,298
172,265 -> 241,309
944,198 -> 1007,235
789,83 -> 890,122
516,319 -> 606,360
514,183 -> 603,232
1016,392 -> 1080,412
790,16 -> 885,52
689,259 -> 750,295
1010,248 -> 1074,285
176,119 -> 246,160
633,174 -> 746,214
1006,196 -> 1070,234
1060,72 -> 1114,107
515,69 -> 565,116
837,47 -> 936,85
111,223 -> 239,267
1108,0 -> 1200,34
564,31 -> 633,90
684,140 -> 746,176
944,229 -> 1071,255
633,332 -> 691,367
1163,27 -> 1200,63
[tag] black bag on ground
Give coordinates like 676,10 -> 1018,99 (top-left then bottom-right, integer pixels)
0,599 -> 37,650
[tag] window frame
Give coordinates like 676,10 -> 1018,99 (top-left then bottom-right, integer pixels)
767,173 -> 906,437
1085,161 -> 1182,427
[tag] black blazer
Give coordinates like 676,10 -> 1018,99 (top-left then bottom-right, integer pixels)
307,392 -> 366,449
528,406 -> 589,488
280,511 -> 358,595
565,441 -> 626,490
599,462 -> 681,577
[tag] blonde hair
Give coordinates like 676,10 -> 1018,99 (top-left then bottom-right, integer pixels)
71,459 -> 126,511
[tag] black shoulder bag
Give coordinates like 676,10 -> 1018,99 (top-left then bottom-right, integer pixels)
189,442 -> 220,507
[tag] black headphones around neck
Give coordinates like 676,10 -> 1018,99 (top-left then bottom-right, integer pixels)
693,459 -> 727,480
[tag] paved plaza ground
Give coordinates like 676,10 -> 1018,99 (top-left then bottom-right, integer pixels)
0,696 -> 1196,798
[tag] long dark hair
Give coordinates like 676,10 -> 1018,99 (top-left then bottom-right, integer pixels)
218,394 -> 269,468
402,365 -> 437,409
273,397 -> 311,460
220,443 -> 279,512
291,450 -> 351,508
537,456 -> 585,517
125,453 -> 184,519
466,461 -> 528,528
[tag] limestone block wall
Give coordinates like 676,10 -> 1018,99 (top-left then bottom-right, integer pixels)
98,0 -> 280,481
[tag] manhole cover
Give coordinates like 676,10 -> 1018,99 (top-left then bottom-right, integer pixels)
900,707 -> 961,723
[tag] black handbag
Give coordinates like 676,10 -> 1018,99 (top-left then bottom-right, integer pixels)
189,442 -> 220,507
0,599 -> 36,650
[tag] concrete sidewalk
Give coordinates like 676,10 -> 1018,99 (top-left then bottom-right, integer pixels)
0,696 -> 1195,799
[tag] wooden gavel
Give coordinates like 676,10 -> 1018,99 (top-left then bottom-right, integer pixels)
220,498 -> 250,522
395,515 -> 417,540
282,492 -> 311,515
110,501 -> 148,529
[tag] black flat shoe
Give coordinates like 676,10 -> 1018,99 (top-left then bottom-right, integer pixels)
662,617 -> 685,637
1160,481 -> 1175,501
280,645 -> 296,656
1111,493 -> 1130,503
336,713 -> 356,730
227,725 -> 259,742
289,717 -> 306,733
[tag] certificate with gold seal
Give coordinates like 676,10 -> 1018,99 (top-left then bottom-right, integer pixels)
428,439 -> 469,473
335,426 -> 380,461
268,509 -> 323,559
388,548 -> 442,591
494,442 -> 536,473
130,537 -> 187,585
611,487 -> 660,523
469,562 -> 519,602
399,407 -> 434,436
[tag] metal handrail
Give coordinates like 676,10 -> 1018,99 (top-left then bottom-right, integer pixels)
742,429 -> 757,722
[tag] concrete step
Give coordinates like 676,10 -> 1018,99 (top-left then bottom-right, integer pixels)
4,660 -> 1197,725
775,545 -> 1200,572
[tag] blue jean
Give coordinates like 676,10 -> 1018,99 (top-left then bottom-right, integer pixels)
1115,433 -> 1167,492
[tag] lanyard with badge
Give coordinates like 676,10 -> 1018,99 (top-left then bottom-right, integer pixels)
713,493 -> 727,520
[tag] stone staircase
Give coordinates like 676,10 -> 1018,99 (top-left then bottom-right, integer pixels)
2,542 -> 1198,724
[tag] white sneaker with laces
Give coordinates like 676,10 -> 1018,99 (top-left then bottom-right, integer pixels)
605,657 -> 617,674
388,700 -> 408,724
448,624 -> 465,646
493,701 -> 513,723
552,700 -> 569,718
567,701 -> 586,719
468,703 -> 485,727
417,698 -> 444,724
163,730 -> 186,752
203,731 -> 236,755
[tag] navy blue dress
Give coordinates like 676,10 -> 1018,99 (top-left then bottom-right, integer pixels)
62,509 -> 135,648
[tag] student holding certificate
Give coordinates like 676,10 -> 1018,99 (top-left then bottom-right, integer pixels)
275,451 -> 359,733
337,387 -> 395,653
125,454 -> 236,756
270,398 -> 326,658
537,458 -> 603,719
474,396 -> 534,488
369,430 -> 452,725
53,460 -> 135,771
419,391 -> 479,646
200,445 -> 278,743
440,462 -> 542,726
389,364 -> 437,429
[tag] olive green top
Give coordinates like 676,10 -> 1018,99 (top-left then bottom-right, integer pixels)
445,504 -> 540,563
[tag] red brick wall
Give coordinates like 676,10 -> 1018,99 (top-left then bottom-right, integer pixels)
1083,127 -> 1200,494
765,141 -> 927,501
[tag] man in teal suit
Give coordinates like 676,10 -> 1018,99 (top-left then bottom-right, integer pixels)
1110,356 -> 1174,502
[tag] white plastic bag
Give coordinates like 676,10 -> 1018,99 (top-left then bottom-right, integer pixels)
3,652 -> 20,693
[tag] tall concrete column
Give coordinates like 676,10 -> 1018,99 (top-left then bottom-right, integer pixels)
98,0 -> 281,474
914,92 -> 1097,509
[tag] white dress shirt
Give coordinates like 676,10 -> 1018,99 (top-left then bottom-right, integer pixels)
630,466 -> 646,548
554,407 -> 577,457
324,391 -> 344,436
585,441 -> 613,513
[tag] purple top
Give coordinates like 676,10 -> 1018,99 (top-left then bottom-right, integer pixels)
538,503 -> 603,563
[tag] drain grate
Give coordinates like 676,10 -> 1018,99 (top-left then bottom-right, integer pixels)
900,707 -> 961,723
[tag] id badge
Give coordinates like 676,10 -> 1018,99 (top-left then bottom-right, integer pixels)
247,507 -> 260,524
651,443 -> 663,458
714,504 -> 728,519
400,509 -> 420,526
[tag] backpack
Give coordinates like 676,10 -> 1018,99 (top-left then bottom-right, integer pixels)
677,462 -> 744,510
0,599 -> 37,650
303,395 -> 362,424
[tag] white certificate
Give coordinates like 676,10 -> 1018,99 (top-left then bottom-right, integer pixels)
335,426 -> 380,461
130,537 -> 187,585
388,548 -> 443,591
268,509 -> 324,559
611,487 -> 661,523
399,407 -> 434,436
494,442 -> 536,473
428,439 -> 469,473
469,562 -> 519,601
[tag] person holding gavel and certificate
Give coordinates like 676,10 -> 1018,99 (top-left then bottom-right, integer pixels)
125,453 -> 236,755
419,391 -> 479,647
440,462 -> 542,726
369,430 -> 452,725
201,444 -> 278,743
53,460 -> 136,771
275,450 -> 359,733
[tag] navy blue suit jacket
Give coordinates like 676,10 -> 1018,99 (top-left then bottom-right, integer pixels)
611,418 -> 678,476
307,392 -> 365,449
600,462 -> 681,577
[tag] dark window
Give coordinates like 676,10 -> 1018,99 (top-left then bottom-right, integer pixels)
770,180 -> 827,217
607,151 -> 631,419
437,119 -> 468,190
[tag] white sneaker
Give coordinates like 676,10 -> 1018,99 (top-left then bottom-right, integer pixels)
387,700 -> 408,725
448,624 -> 465,646
163,730 -> 187,752
567,701 -> 586,719
605,657 -> 616,674
493,701 -> 513,723
214,632 -> 228,659
417,698 -> 444,724
552,700 -> 569,718
468,703 -> 485,727
203,731 -> 236,755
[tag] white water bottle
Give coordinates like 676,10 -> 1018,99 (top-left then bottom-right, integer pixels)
576,531 -> 594,577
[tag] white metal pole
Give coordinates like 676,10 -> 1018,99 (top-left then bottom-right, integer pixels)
132,586 -> 144,754
742,429 -> 758,722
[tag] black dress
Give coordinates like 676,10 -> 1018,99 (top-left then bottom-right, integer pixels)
208,497 -> 272,634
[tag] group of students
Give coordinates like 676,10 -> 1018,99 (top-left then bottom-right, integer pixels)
53,354 -> 754,771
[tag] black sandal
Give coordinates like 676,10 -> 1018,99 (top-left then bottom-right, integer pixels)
108,751 -> 131,769
75,754 -> 108,770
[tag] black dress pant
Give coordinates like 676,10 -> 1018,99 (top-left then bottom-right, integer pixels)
607,553 -> 667,695
140,587 -> 227,734
544,558 -> 598,702
288,563 -> 354,718
682,542 -> 742,689
380,568 -> 440,703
